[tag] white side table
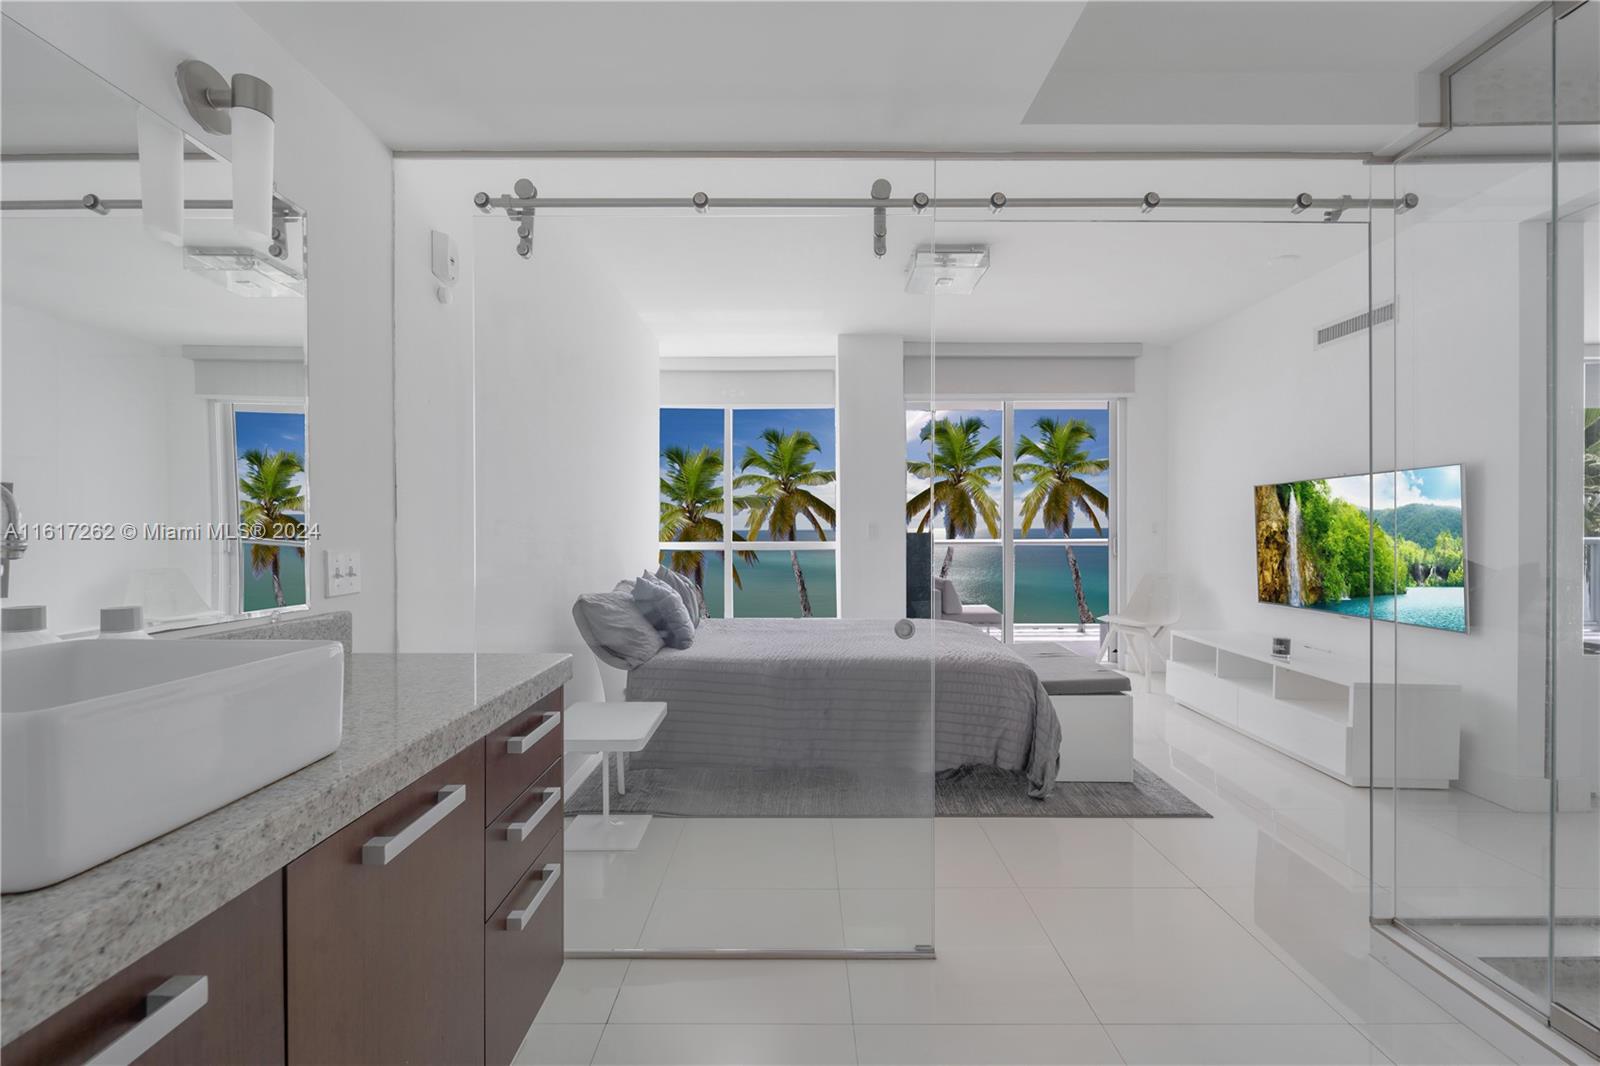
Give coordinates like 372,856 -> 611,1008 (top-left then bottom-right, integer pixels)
562,700 -> 667,851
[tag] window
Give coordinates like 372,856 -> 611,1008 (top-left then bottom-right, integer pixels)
231,406 -> 308,614
908,401 -> 1115,642
660,406 -> 838,618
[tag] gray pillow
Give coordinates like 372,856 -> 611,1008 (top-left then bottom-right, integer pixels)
634,571 -> 695,649
937,577 -> 962,613
572,586 -> 663,669
655,566 -> 705,626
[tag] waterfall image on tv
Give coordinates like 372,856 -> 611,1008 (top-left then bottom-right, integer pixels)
1254,465 -> 1467,633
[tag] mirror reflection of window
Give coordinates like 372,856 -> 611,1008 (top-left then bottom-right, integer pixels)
0,19 -> 309,634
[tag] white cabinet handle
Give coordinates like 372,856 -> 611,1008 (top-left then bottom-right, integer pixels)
506,711 -> 561,755
85,975 -> 208,1066
362,784 -> 465,865
506,787 -> 562,842
506,864 -> 561,932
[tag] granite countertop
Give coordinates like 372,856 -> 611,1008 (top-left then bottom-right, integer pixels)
0,650 -> 572,1044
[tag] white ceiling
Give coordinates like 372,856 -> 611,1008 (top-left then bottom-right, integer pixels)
0,15 -> 143,155
0,214 -> 305,347
242,0 -> 1524,155
519,210 -> 1368,357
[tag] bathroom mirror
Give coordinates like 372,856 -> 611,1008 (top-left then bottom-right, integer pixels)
1,17 -> 311,635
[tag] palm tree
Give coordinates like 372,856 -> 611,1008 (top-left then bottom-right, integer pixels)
239,448 -> 305,608
905,416 -> 1003,578
734,429 -> 836,617
658,445 -> 753,592
1015,417 -> 1109,631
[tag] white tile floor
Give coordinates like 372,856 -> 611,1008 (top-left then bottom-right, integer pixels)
523,677 -> 1583,1064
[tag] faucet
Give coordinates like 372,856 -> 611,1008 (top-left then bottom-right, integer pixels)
2,482 -> 26,598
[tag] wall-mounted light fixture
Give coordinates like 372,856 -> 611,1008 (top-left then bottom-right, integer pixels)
175,60 -> 276,244
136,108 -> 185,245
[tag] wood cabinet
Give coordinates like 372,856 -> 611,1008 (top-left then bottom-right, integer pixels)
287,741 -> 486,1066
486,836 -> 564,1066
4,872 -> 284,1066
6,690 -> 568,1066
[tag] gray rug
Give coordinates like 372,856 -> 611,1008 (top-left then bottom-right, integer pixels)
566,762 -> 1209,818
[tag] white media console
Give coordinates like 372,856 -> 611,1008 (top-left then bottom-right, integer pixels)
1165,629 -> 1461,788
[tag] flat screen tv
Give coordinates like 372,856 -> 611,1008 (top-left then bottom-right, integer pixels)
1253,465 -> 1467,633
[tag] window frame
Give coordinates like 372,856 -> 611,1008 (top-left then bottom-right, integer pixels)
909,398 -> 1122,642
658,403 -> 839,619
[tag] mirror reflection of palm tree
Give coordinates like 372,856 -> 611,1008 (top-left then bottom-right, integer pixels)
1015,417 -> 1109,632
735,429 -> 836,618
658,445 -> 753,594
906,416 -> 1002,579
239,449 -> 305,608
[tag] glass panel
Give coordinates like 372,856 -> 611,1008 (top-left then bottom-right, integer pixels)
906,407 -> 1004,542
239,544 -> 307,612
1015,542 -> 1109,634
474,159 -> 937,955
1013,406 -> 1112,541
933,543 -> 1002,637
733,548 -> 837,618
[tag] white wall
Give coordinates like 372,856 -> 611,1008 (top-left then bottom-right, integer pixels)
836,335 -> 908,618
1,304 -> 208,633
1164,198 -> 1593,810
471,227 -> 659,699
9,2 -> 398,650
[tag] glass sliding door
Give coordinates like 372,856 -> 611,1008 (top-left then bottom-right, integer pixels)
471,160 -> 937,956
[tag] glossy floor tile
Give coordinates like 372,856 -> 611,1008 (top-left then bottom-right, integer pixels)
538,676 -> 1550,1064
854,1024 -> 1123,1065
1105,1023 -> 1390,1064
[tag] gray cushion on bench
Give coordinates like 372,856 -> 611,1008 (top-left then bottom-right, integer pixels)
1013,643 -> 1132,696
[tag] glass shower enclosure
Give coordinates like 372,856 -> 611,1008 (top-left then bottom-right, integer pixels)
1378,2 -> 1599,1052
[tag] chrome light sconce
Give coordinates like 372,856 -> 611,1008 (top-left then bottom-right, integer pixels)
175,60 -> 276,244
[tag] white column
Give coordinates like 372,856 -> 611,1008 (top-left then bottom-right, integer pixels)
836,334 -> 908,619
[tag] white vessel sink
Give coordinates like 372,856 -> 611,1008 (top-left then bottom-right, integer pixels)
2,639 -> 343,893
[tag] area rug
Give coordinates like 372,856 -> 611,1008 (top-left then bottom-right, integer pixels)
564,762 -> 1209,819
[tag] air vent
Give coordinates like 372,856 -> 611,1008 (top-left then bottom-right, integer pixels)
1315,302 -> 1394,348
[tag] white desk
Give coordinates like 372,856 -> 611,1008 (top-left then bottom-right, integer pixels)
563,701 -> 667,851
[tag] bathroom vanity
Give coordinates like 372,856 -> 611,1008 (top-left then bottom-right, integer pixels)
0,651 -> 572,1066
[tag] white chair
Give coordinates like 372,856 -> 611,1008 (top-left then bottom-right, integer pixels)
561,653 -> 667,852
1098,574 -> 1180,681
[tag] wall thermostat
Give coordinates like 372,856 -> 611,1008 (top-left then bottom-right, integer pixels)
431,229 -> 458,303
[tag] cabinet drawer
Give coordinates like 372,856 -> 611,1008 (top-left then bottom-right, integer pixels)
287,742 -> 485,1066
4,872 -> 284,1066
485,837 -> 564,1066
486,758 -> 563,919
484,689 -> 563,823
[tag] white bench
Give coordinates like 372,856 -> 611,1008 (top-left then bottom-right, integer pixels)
1013,643 -> 1134,783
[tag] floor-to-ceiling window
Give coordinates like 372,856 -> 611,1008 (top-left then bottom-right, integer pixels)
907,400 -> 1115,645
659,404 -> 839,619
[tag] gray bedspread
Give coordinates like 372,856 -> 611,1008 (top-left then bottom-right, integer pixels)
625,619 -> 1062,797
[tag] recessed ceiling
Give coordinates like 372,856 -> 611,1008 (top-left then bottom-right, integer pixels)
511,210 -> 1368,357
242,0 -> 1525,155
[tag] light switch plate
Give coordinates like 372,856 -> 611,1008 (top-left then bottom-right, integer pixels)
324,549 -> 362,597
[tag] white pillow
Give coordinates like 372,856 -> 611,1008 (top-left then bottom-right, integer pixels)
633,570 -> 696,649
655,566 -> 705,626
572,585 -> 663,669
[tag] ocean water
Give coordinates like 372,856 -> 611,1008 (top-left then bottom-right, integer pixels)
936,541 -> 1110,624
1308,585 -> 1467,632
663,532 -> 1108,622
241,546 -> 308,613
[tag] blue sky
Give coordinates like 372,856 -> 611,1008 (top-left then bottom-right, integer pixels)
661,407 -> 840,533
235,411 -> 307,512
1326,464 -> 1463,512
905,406 -> 1112,535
